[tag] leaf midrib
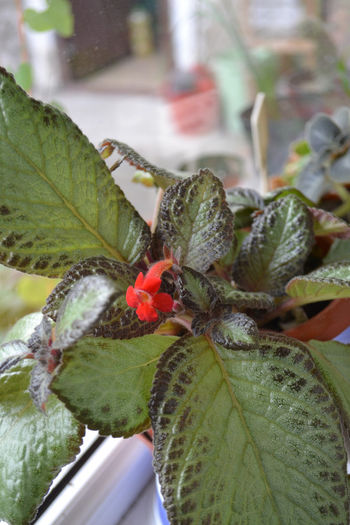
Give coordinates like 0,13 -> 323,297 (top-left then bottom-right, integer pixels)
206,335 -> 283,523
0,134 -> 126,262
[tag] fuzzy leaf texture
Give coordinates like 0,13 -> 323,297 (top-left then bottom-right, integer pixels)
158,170 -> 234,272
177,266 -> 218,313
43,257 -> 164,339
210,312 -> 258,349
0,314 -> 84,525
286,262 -> 350,304
209,276 -> 274,310
52,335 -> 177,437
307,339 -> 350,429
150,333 -> 349,525
233,195 -> 314,296
0,68 -> 150,277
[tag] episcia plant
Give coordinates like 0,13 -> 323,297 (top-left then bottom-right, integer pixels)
0,67 -> 350,525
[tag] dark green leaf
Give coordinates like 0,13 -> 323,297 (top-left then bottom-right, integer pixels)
52,335 -> 177,437
99,139 -> 180,189
158,170 -> 234,272
178,266 -> 217,312
324,238 -> 350,264
150,333 -> 348,524
233,195 -> 314,295
0,314 -> 84,525
308,339 -> 350,429
54,274 -> 118,349
286,262 -> 350,304
43,256 -> 163,339
0,68 -> 150,277
24,0 -> 74,37
211,312 -> 258,349
209,276 -> 275,310
310,207 -> 350,238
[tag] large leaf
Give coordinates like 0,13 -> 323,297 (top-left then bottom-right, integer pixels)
0,68 -> 150,277
0,314 -> 84,525
286,262 -> 350,304
150,333 -> 349,524
52,335 -> 177,437
308,339 -> 350,429
233,195 -> 314,295
158,170 -> 234,272
43,256 -> 164,339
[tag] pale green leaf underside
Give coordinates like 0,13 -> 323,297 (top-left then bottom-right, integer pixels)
308,339 -> 350,428
150,333 -> 348,525
0,315 -> 83,525
0,68 -> 150,277
52,335 -> 177,437
286,262 -> 350,304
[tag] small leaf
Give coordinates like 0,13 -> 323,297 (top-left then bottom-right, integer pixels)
52,335 -> 177,437
324,238 -> 350,264
0,68 -> 150,277
13,62 -> 33,92
226,187 -> 264,213
233,195 -> 314,295
177,266 -> 217,312
308,339 -> 350,429
310,207 -> 350,238
43,256 -> 163,339
264,186 -> 315,207
286,262 -> 350,304
296,160 -> 330,202
150,333 -> 349,524
54,274 -> 118,349
0,315 -> 84,525
0,340 -> 30,374
29,361 -> 52,411
330,150 -> 350,182
24,0 -> 74,37
99,139 -> 180,189
158,170 -> 234,272
209,276 -> 275,310
211,312 -> 258,349
4,312 -> 43,342
306,113 -> 342,154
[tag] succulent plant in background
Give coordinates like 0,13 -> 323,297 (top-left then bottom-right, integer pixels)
291,107 -> 350,215
1,67 -> 350,525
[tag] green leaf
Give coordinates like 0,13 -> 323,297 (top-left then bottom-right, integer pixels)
308,339 -> 350,429
233,195 -> 314,296
24,0 -> 74,37
310,207 -> 350,238
99,139 -> 180,189
178,266 -> 217,312
54,274 -> 118,349
0,68 -> 150,277
4,312 -> 43,342
13,62 -> 33,92
52,335 -> 177,437
286,262 -> 350,304
324,239 -> 350,264
150,333 -> 349,524
226,187 -> 264,213
0,315 -> 84,525
43,257 -> 162,339
211,312 -> 258,349
0,340 -> 29,374
158,170 -> 234,272
209,276 -> 275,310
264,186 -> 315,207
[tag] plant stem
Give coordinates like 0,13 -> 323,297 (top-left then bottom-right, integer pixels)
151,188 -> 164,234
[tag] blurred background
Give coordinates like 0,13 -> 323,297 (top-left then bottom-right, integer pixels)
2,0 -> 350,337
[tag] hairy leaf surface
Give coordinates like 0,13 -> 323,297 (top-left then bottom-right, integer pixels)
209,276 -> 274,310
233,195 -> 314,295
286,262 -> 350,304
52,335 -> 177,437
210,312 -> 258,349
150,333 -> 349,524
0,68 -> 150,277
158,170 -> 234,272
178,266 -> 217,313
0,314 -> 83,525
308,339 -> 350,429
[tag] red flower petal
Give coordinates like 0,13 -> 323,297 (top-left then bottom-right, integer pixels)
126,286 -> 139,308
136,302 -> 158,322
142,274 -> 161,295
135,272 -> 145,288
152,292 -> 174,312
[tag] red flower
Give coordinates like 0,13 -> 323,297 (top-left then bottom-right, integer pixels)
126,259 -> 174,322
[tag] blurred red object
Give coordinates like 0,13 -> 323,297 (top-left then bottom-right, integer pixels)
163,66 -> 219,134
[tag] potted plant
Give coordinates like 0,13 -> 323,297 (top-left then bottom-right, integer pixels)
0,67 -> 350,525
